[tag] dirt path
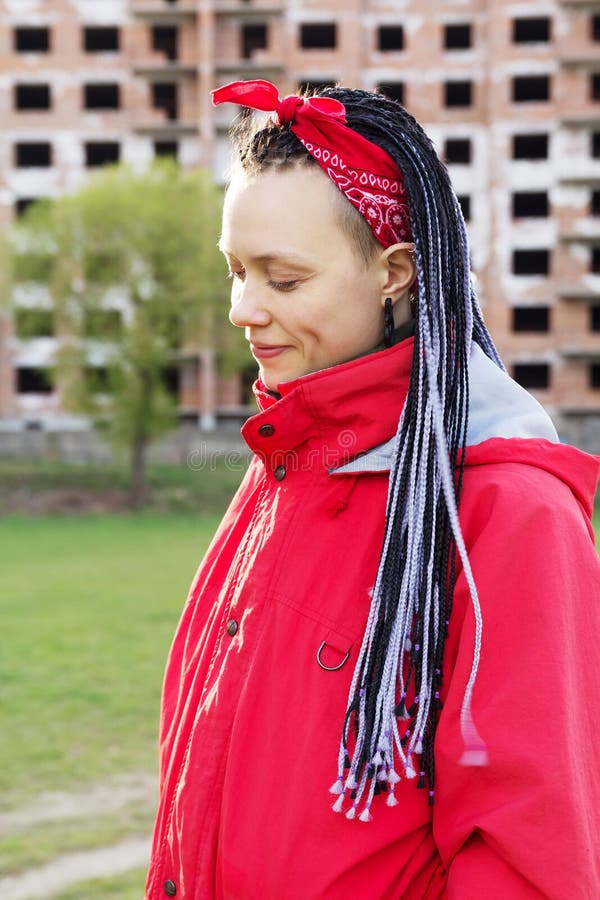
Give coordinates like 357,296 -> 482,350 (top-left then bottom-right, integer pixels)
0,772 -> 156,899
0,773 -> 156,832
0,837 -> 151,899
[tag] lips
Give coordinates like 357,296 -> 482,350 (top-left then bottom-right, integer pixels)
250,342 -> 290,360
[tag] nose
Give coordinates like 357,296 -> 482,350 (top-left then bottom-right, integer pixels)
229,279 -> 272,329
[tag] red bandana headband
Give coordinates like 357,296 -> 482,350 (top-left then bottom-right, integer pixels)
211,79 -> 412,248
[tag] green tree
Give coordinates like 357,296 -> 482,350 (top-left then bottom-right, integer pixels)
9,160 -> 238,507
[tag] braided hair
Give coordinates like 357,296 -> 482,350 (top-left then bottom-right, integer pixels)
229,87 -> 504,819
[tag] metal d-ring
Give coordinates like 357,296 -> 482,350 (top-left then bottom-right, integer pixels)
316,641 -> 350,671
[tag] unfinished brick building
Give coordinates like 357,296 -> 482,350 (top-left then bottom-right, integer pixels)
0,0 -> 598,445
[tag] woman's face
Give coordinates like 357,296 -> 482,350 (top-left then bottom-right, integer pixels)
220,165 -> 392,391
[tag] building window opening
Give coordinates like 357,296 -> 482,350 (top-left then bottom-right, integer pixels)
513,363 -> 550,389
513,76 -> 550,103
444,24 -> 471,50
15,309 -> 54,339
378,25 -> 404,52
84,83 -> 120,110
512,17 -> 551,43
592,190 -> 600,217
444,138 -> 472,164
590,305 -> 600,331
154,141 -> 178,159
15,84 -> 51,110
512,191 -> 549,218
85,367 -> 111,393
17,367 -> 53,394
377,82 -> 404,104
152,82 -> 178,120
593,247 -> 600,273
444,80 -> 472,108
457,195 -> 471,221
593,132 -> 600,158
298,80 -> 336,95
85,142 -> 121,168
241,362 -> 258,405
15,198 -> 39,218
15,27 -> 50,52
84,27 -> 119,53
513,249 -> 550,276
513,133 -> 549,159
300,23 -> 337,50
84,310 -> 123,339
15,142 -> 51,167
592,74 -> 600,101
152,26 -> 178,61
241,23 -> 268,59
592,15 -> 600,42
590,364 -> 600,389
162,366 -> 180,399
512,306 -> 549,332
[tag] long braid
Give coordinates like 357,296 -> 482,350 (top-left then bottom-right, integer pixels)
230,87 -> 502,817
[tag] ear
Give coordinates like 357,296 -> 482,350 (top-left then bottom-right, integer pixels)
379,242 -> 416,305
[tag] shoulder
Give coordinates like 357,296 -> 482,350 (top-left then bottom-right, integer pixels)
458,436 -> 598,539
447,440 -> 600,654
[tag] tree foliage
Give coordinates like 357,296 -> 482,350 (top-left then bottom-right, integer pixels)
9,160 -> 240,506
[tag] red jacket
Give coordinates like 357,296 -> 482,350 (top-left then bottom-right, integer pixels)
147,339 -> 600,899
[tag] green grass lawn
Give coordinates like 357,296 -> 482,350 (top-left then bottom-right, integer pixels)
0,512 -> 223,808
0,510 -> 231,884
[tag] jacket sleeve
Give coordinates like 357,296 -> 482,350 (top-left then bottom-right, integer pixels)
432,466 -> 600,899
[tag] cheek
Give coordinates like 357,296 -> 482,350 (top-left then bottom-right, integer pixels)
297,267 -> 380,351
340,274 -> 383,329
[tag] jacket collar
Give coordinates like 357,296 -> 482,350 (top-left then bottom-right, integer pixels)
332,343 -> 559,474
242,337 -> 561,475
241,339 -> 413,471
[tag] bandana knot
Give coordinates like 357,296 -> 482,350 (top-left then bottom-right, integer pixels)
277,94 -> 304,125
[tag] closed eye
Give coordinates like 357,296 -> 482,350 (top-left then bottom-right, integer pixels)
267,279 -> 299,292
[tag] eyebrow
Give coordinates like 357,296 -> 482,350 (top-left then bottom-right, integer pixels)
218,245 -> 313,267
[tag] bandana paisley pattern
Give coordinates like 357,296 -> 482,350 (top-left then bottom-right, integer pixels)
300,139 -> 412,247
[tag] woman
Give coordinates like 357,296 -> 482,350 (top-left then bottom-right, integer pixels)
146,81 -> 600,899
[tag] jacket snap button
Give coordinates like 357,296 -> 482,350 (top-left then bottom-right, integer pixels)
274,465 -> 286,481
164,880 -> 177,897
226,619 -> 238,636
258,423 -> 275,437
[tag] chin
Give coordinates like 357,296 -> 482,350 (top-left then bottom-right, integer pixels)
255,346 -> 313,390
259,360 -> 310,391
259,368 -> 281,392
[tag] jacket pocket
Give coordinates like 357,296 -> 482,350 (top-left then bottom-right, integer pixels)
271,589 -> 361,678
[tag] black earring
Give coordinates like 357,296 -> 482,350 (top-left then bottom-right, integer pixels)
383,297 -> 394,348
